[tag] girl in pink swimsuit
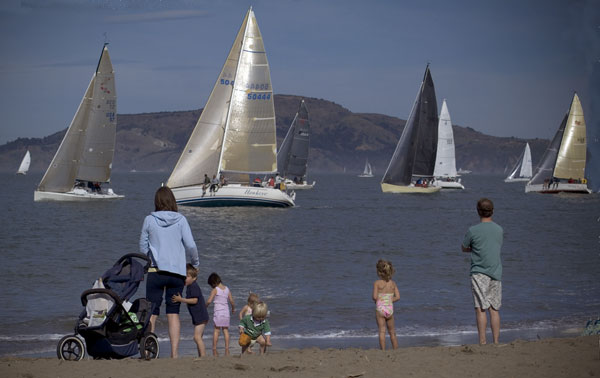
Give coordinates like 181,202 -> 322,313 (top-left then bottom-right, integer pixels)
372,259 -> 400,350
206,272 -> 235,356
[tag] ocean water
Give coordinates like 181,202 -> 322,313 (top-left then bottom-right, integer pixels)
0,172 -> 598,357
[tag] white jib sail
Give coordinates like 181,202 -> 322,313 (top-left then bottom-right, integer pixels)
519,143 -> 533,178
433,99 -> 457,178
17,150 -> 31,174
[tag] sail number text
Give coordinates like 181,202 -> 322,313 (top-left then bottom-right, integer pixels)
247,93 -> 271,100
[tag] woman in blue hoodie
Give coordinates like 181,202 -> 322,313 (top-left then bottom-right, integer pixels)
140,186 -> 200,358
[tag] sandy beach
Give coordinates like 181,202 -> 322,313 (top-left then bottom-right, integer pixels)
1,336 -> 598,378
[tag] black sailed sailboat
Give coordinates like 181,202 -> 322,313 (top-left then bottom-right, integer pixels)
277,99 -> 315,189
381,65 -> 441,193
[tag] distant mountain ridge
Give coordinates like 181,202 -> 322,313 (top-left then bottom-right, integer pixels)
0,94 -> 549,175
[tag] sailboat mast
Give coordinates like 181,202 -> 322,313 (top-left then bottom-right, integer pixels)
216,9 -> 251,177
96,42 -> 109,73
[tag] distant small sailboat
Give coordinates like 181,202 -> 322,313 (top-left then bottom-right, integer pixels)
526,93 -> 591,194
457,167 -> 471,174
16,150 -> 31,175
432,100 -> 464,189
166,7 -> 295,207
381,65 -> 441,193
358,158 -> 373,177
278,99 -> 315,190
34,44 -> 123,202
504,143 -> 532,182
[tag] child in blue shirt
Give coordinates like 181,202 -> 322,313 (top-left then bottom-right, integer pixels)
172,264 -> 209,357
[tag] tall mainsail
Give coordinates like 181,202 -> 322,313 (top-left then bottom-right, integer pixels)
433,99 -> 457,178
529,93 -> 586,185
167,14 -> 246,188
277,100 -> 310,179
553,93 -> 587,180
37,44 -> 116,193
167,8 -> 277,187
382,65 -> 438,186
77,46 -> 117,182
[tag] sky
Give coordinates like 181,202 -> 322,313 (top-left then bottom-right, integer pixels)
0,0 -> 598,145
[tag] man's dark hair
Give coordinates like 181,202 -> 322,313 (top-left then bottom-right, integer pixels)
477,198 -> 494,218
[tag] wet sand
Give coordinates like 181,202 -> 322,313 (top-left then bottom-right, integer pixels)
1,336 -> 599,378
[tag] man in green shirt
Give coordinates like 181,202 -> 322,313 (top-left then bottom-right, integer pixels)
462,198 -> 503,345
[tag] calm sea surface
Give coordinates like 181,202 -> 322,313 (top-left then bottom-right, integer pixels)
1,172 -> 598,357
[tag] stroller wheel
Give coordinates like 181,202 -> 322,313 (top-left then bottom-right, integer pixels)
57,335 -> 85,361
140,333 -> 159,360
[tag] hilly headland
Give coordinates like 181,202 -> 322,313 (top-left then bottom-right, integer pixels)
0,95 -> 549,175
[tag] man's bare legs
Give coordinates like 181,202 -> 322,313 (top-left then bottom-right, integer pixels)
489,307 -> 500,344
475,307 -> 500,345
475,307 -> 488,344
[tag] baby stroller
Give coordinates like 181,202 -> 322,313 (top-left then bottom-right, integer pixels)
57,253 -> 159,360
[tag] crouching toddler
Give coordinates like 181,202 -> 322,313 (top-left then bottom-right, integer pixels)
238,301 -> 271,355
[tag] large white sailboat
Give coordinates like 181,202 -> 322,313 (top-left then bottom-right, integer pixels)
381,65 -> 441,193
358,158 -> 373,177
504,143 -> 532,182
278,99 -> 315,190
34,44 -> 123,202
432,100 -> 464,189
166,8 -> 295,207
16,150 -> 31,175
525,93 -> 590,194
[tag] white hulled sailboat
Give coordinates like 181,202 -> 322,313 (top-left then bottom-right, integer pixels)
525,93 -> 590,194
358,158 -> 374,177
504,143 -> 532,182
166,8 -> 295,207
34,44 -> 122,201
16,150 -> 31,175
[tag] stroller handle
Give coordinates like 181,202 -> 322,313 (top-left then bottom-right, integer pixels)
80,288 -> 123,307
116,253 -> 152,271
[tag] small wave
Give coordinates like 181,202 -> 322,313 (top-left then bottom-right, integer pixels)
0,333 -> 65,342
272,320 -> 586,340
1,346 -> 55,358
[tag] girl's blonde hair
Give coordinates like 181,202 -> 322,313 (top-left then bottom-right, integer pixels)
252,301 -> 268,318
376,259 -> 394,281
247,293 -> 259,306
